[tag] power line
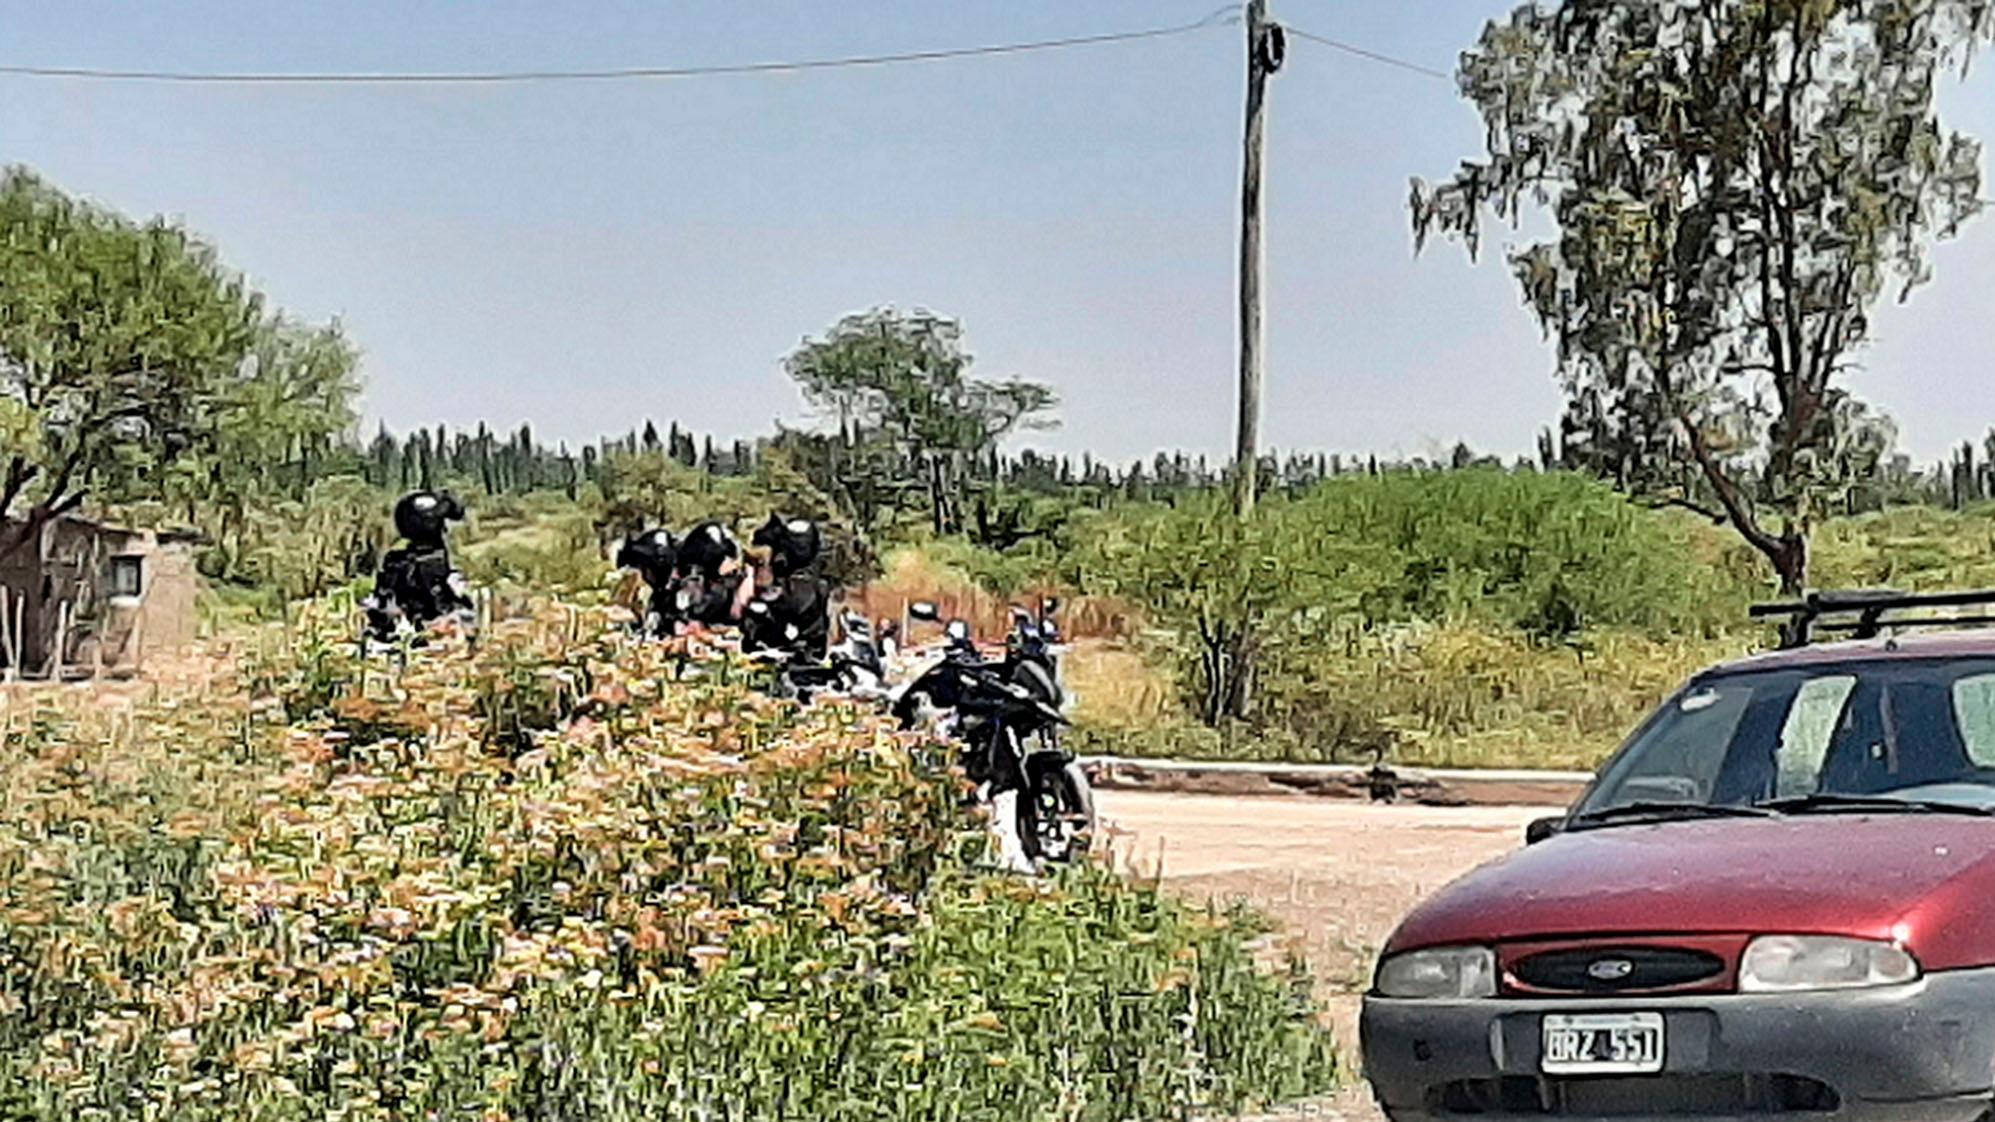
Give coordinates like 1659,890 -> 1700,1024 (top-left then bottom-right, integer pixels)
1285,25 -> 1452,82
0,11 -> 1457,89
0,8 -> 1240,86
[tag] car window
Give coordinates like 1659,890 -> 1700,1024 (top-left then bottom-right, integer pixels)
1774,675 -> 1856,797
1584,658 -> 1995,818
1954,674 -> 1995,768
1595,683 -> 1750,804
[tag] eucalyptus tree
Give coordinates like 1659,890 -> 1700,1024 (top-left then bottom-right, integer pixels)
1414,0 -> 1992,591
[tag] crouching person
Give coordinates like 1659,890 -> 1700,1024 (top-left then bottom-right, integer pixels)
676,521 -> 754,631
614,527 -> 681,637
742,515 -> 831,663
365,490 -> 475,645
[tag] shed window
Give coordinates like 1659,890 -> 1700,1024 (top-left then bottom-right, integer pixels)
109,555 -> 143,599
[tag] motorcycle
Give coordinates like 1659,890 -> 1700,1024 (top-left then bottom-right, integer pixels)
754,611 -> 890,703
893,601 -> 1095,873
1003,595 -> 1066,733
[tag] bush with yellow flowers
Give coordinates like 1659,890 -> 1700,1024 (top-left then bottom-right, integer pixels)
0,597 -> 1336,1121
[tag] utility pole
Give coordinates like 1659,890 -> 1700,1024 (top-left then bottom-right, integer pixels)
1233,0 -> 1283,517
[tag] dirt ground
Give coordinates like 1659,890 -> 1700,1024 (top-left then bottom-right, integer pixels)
1094,790 -> 1552,1122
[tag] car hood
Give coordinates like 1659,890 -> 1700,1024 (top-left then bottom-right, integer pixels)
1385,815 -> 1995,970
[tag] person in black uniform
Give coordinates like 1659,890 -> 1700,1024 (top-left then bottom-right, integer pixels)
365,490 -> 473,643
675,520 -> 751,629
742,514 -> 831,661
614,527 -> 679,637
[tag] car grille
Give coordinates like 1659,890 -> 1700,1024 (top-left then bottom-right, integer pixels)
1430,1074 -> 1839,1116
1509,946 -> 1726,994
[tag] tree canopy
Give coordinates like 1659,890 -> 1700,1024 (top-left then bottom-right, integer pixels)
784,307 -> 1057,534
0,167 -> 357,551
1413,0 -> 1992,591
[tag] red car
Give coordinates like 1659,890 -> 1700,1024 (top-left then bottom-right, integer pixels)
1362,591 -> 1995,1121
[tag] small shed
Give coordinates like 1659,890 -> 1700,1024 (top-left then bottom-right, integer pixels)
0,515 -> 203,679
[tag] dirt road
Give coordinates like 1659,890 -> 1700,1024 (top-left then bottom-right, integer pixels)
1095,790 -> 1552,1121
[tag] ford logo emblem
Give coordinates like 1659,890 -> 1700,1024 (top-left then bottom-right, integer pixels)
1587,958 -> 1636,981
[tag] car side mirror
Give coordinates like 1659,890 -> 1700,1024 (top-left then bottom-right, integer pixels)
945,620 -> 971,642
1041,596 -> 1060,616
1525,816 -> 1563,846
909,601 -> 940,622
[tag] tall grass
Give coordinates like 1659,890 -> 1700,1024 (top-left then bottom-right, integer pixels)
1055,472 -> 1755,769
1811,504 -> 1995,591
0,598 -> 1335,1120
1067,498 -> 1995,771
1074,625 -> 1744,770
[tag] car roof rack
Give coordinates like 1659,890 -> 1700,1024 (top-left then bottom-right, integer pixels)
1749,588 -> 1995,649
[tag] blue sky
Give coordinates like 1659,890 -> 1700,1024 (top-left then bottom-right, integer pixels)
3,1 -> 1992,465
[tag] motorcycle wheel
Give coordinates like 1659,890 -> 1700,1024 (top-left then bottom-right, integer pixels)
1018,756 -> 1095,864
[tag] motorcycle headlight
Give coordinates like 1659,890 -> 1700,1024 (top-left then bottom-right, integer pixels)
1373,946 -> 1497,999
1737,935 -> 1919,992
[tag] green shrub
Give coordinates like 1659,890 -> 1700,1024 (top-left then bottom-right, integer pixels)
0,598 -> 1337,1120
1068,471 -> 1762,761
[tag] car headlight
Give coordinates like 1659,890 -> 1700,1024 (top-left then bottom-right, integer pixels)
1737,935 -> 1919,992
1374,946 -> 1497,999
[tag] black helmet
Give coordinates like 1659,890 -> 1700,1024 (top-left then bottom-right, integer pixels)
677,520 -> 739,578
615,527 -> 676,582
753,514 -> 821,577
393,490 -> 465,546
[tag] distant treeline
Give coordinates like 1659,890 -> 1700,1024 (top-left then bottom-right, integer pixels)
1547,424 -> 1995,518
268,419 -> 1423,500
270,419 -> 1523,533
287,419 -> 1995,518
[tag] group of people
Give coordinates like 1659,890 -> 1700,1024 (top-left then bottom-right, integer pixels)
615,513 -> 834,662
362,488 -> 839,668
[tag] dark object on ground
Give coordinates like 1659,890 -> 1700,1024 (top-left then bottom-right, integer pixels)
1367,762 -> 1399,803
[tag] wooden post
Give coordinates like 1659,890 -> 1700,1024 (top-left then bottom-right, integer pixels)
1233,0 -> 1283,517
50,601 -> 69,682
0,588 -> 13,683
8,590 -> 22,682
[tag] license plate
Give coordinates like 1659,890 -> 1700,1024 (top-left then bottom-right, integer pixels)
1541,1012 -> 1664,1075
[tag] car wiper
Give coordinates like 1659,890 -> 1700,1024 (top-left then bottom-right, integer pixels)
1758,793 -> 1995,817
1568,801 -> 1779,829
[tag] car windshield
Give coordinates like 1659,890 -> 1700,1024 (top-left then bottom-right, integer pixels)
1576,657 -> 1995,821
